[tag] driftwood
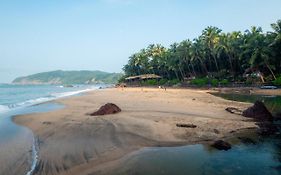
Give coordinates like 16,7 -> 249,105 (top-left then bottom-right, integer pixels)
176,123 -> 197,128
225,107 -> 243,115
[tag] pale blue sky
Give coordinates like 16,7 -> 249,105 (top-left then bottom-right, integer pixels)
0,0 -> 281,83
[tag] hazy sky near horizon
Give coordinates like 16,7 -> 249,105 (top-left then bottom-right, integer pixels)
0,0 -> 281,83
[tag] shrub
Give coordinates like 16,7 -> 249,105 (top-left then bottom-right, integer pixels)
190,78 -> 209,86
143,79 -> 158,86
220,79 -> 229,86
117,75 -> 126,83
169,79 -> 181,85
272,76 -> 281,86
158,79 -> 168,85
190,77 -> 230,87
211,79 -> 219,87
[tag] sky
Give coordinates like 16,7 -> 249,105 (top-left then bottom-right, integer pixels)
0,0 -> 281,83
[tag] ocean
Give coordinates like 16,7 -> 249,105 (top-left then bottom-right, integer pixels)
0,84 -> 106,175
0,84 -> 106,114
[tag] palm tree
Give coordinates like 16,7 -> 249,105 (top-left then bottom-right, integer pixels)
177,40 -> 195,77
216,31 -> 243,76
191,38 -> 209,76
270,19 -> 281,46
201,26 -> 222,72
270,20 -> 281,73
243,26 -> 276,81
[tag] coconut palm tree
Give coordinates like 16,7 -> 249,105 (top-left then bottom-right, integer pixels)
270,20 -> 281,73
242,26 -> 276,81
201,26 -> 222,72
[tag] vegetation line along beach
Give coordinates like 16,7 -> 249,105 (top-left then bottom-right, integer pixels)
120,20 -> 281,87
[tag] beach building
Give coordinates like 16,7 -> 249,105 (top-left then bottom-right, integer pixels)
125,74 -> 162,86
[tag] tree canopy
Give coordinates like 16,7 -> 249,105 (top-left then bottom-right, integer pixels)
123,20 -> 281,85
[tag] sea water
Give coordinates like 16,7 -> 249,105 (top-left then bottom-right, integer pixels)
0,84 -> 107,113
0,84 -> 106,175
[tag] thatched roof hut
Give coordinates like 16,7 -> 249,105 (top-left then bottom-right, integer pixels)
125,74 -> 162,81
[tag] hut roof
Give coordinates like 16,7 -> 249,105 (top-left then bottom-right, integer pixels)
125,74 -> 162,80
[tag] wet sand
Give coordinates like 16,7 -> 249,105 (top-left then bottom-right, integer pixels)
14,87 -> 257,175
0,130 -> 33,175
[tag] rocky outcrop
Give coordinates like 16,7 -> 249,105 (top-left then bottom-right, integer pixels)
242,101 -> 273,121
242,101 -> 278,135
89,103 -> 121,116
211,140 -> 232,150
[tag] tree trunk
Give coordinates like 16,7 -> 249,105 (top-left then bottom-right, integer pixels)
191,63 -> 197,77
197,57 -> 209,76
212,53 -> 220,72
259,71 -> 265,83
174,70 -> 179,80
228,54 -> 234,75
165,69 -> 171,79
266,63 -> 277,80
178,66 -> 185,80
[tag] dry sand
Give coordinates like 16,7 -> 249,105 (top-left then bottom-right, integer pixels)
14,87 -> 258,175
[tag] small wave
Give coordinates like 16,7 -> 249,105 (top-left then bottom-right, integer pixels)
51,88 -> 98,98
1,86 -> 98,114
9,97 -> 55,109
0,105 -> 9,113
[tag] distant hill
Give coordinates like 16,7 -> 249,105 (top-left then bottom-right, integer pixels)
12,70 -> 123,85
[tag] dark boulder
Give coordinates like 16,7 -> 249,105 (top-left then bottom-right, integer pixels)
211,140 -> 232,151
255,122 -> 278,136
242,101 -> 273,121
89,103 -> 121,116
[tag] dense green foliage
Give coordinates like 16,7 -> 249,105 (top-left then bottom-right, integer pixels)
123,20 -> 281,86
13,70 -> 122,84
273,76 -> 281,86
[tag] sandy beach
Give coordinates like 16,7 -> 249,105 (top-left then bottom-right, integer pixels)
14,87 -> 258,175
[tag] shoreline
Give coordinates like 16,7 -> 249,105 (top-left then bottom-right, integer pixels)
120,86 -> 281,96
14,87 -> 258,175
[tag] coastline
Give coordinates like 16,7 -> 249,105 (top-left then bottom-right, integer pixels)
14,87 -> 258,175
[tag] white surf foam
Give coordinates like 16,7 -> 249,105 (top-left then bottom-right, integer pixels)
0,105 -> 9,113
51,87 -> 98,98
25,137 -> 38,175
1,86 -> 99,114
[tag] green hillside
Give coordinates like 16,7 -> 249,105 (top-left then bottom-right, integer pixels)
12,70 -> 123,84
